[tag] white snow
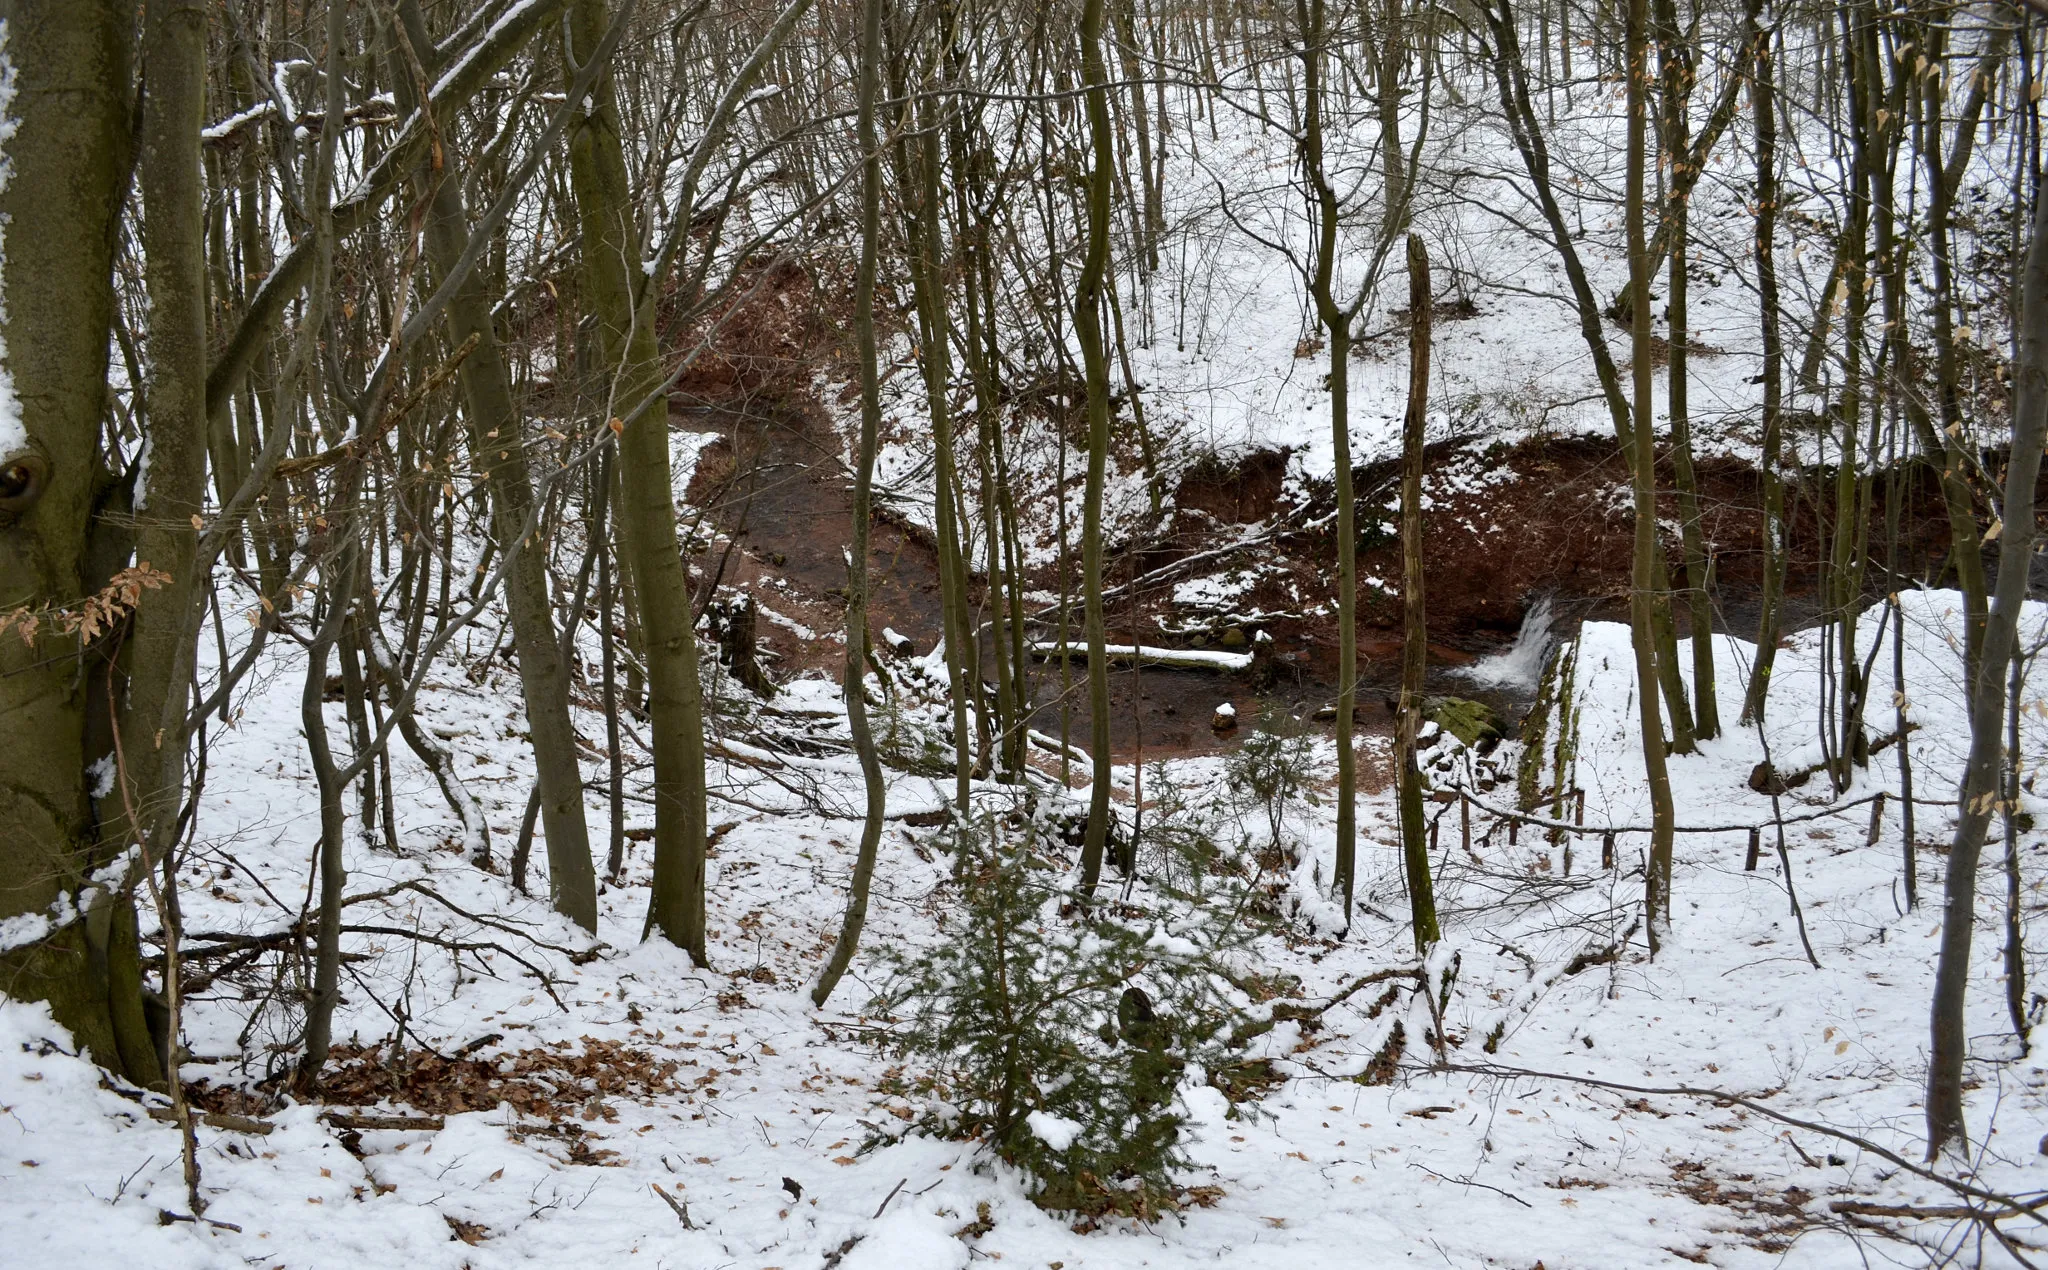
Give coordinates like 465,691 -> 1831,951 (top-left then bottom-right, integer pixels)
0,21 -> 23,460
0,572 -> 2044,1269
1028,640 -> 1254,671
1025,1110 -> 1083,1152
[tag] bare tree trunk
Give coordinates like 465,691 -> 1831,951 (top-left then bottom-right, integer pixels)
296,472 -> 365,1091
398,0 -> 597,930
1376,0 -> 1409,231
2004,646 -> 2029,1047
1651,0 -> 1716,740
1076,0 -> 1119,896
813,0 -> 888,1007
1396,234 -> 1441,952
1925,149 -> 2048,1161
1295,0 -> 1363,917
563,0 -> 709,962
897,93 -> 975,818
1113,0 -> 1162,272
1916,20 -> 2012,689
0,0 -> 162,1089
1626,0 -> 1679,954
597,452 -> 628,881
1743,26 -> 1786,726
1829,3 -> 1876,785
121,0 -> 212,874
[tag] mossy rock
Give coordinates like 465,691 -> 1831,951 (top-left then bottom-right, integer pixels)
1424,695 -> 1503,749
1219,626 -> 1248,648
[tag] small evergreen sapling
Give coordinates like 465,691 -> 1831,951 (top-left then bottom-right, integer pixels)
1225,709 -> 1318,867
871,817 -> 1247,1217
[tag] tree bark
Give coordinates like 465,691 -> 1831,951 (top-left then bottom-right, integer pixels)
1397,234 -> 1440,952
1925,156 -> 2048,1160
0,0 -> 162,1089
1626,0 -> 1679,954
1743,28 -> 1786,726
813,0 -> 888,1008
563,0 -> 710,962
400,1 -> 597,931
896,89 -> 975,818
119,0 -> 212,871
1076,0 -> 1118,896
1652,0 -> 1716,740
1295,0 -> 1361,918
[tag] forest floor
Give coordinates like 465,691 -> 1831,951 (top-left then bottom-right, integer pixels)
8,249 -> 2041,1266
6,568 -> 2048,1268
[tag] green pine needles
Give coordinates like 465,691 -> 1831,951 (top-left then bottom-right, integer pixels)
871,815 -> 1251,1219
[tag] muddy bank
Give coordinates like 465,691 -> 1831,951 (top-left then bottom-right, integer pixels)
696,409 -> 1982,761
656,264 -> 1969,761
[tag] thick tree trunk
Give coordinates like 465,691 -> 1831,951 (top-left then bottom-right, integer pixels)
0,0 -> 163,1088
563,0 -> 709,962
121,0 -> 212,864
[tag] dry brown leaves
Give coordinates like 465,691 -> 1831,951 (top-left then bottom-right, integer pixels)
0,564 -> 171,646
1669,1159 -> 1822,1254
312,1037 -> 681,1123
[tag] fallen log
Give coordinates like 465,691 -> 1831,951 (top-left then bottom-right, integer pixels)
148,1107 -> 274,1135
1027,640 -> 1252,672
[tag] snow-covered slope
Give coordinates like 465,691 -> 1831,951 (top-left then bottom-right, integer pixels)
5,588 -> 2045,1268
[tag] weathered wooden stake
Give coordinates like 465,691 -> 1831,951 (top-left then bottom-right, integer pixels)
1866,791 -> 1886,847
1745,826 -> 1761,871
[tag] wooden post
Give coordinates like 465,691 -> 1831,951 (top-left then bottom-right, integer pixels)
1866,791 -> 1886,846
1744,826 -> 1761,871
1575,788 -> 1585,826
1602,830 -> 1615,870
1461,794 -> 1471,855
1508,819 -> 1519,846
1430,816 -> 1440,854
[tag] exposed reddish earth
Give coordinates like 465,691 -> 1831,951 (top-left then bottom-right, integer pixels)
650,262 -> 1973,761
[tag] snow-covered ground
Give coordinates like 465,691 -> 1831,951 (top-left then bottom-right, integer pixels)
6,585 -> 2047,1269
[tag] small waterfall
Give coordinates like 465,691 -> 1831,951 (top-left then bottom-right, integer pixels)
1455,593 -> 1557,694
